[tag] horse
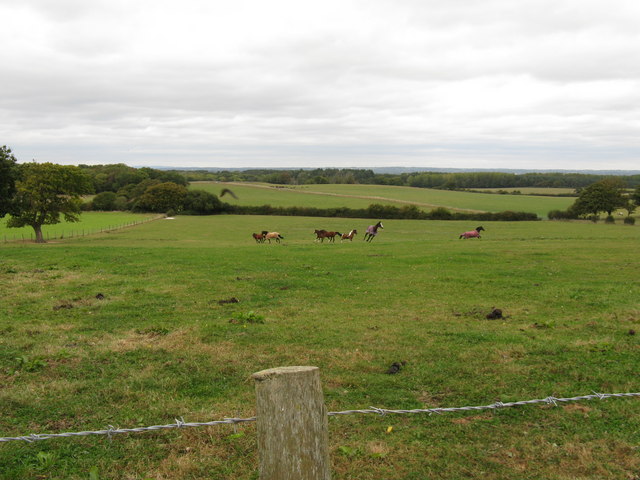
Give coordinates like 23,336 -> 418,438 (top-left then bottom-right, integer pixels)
314,229 -> 327,242
252,232 -> 265,243
459,226 -> 485,239
265,232 -> 284,243
341,229 -> 357,241
314,229 -> 341,243
363,221 -> 383,242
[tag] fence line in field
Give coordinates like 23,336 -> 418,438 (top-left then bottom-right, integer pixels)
1,215 -> 162,243
2,391 -> 638,444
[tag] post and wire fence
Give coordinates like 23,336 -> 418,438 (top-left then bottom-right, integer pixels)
1,366 -> 639,479
1,215 -> 162,243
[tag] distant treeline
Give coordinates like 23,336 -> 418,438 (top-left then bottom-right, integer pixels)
223,204 -> 539,222
77,164 -> 640,195
180,168 -> 640,190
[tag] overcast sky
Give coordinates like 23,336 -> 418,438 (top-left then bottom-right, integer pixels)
2,0 -> 639,171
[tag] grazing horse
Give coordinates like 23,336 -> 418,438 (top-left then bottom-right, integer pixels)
363,221 -> 383,242
341,229 -> 357,242
252,232 -> 265,243
459,226 -> 485,239
265,232 -> 284,243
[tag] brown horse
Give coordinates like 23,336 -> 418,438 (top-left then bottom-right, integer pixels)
252,233 -> 265,243
314,229 -> 327,242
265,232 -> 284,243
341,229 -> 357,241
314,229 -> 341,243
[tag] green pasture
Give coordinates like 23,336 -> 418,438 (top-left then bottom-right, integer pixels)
0,215 -> 639,479
192,182 -> 576,218
190,181 -> 402,211
0,212 -> 158,243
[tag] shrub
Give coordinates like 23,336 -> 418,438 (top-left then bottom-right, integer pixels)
623,216 -> 636,225
429,207 -> 453,220
604,215 -> 615,224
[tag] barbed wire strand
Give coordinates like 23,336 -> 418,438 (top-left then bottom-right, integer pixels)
1,391 -> 638,444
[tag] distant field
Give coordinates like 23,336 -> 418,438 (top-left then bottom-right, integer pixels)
191,182 -> 402,210
0,212 -> 158,242
1,215 -> 638,479
191,182 -> 576,218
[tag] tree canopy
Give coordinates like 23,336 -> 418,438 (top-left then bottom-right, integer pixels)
569,179 -> 627,218
133,182 -> 188,213
7,162 -> 94,242
0,145 -> 18,218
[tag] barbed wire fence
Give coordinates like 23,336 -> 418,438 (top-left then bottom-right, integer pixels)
2,391 -> 639,444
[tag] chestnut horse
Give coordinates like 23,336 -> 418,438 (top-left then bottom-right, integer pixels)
314,229 -> 341,243
363,221 -> 383,242
252,233 -> 265,243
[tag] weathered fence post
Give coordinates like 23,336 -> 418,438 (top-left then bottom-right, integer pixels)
252,366 -> 330,480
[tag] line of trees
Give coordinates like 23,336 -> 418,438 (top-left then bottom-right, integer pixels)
180,168 -> 640,190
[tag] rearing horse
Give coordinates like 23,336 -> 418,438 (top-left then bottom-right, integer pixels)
363,221 -> 383,242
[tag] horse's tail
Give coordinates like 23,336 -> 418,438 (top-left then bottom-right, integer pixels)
278,234 -> 284,239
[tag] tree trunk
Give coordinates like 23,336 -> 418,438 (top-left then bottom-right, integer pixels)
33,224 -> 45,243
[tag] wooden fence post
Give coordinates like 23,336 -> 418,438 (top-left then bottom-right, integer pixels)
252,366 -> 330,480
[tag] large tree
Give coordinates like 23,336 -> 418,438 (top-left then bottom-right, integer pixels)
134,182 -> 188,213
0,145 -> 19,217
7,162 -> 93,243
570,178 -> 627,218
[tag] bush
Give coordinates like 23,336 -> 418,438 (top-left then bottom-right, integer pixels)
624,216 -> 636,225
429,207 -> 453,220
548,209 -> 577,220
604,215 -> 616,224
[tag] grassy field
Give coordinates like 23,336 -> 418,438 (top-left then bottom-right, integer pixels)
192,182 -> 576,219
0,214 -> 638,479
0,212 -> 158,243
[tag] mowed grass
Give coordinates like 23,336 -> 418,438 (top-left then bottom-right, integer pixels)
0,215 -> 639,479
192,182 -> 576,218
0,212 -> 158,243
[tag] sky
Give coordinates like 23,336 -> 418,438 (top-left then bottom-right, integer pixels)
2,0 -> 640,171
